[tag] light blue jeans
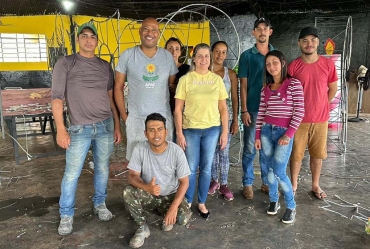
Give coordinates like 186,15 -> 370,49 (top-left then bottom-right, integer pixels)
260,123 -> 296,209
211,121 -> 232,185
242,112 -> 268,186
183,126 -> 220,204
59,117 -> 114,217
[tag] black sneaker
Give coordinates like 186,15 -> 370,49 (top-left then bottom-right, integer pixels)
267,202 -> 280,215
282,208 -> 296,224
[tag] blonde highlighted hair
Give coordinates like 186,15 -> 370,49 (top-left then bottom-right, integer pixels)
190,43 -> 213,72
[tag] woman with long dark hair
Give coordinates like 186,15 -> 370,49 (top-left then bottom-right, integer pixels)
165,37 -> 190,114
208,41 -> 239,201
254,50 -> 304,224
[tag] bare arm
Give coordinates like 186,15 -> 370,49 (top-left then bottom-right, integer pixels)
114,71 -> 128,122
164,176 -> 189,225
168,74 -> 177,92
51,99 -> 69,149
218,99 -> 229,150
174,99 -> 186,150
108,89 -> 122,145
254,90 -> 266,150
240,78 -> 251,126
229,69 -> 239,135
128,169 -> 160,196
328,81 -> 338,103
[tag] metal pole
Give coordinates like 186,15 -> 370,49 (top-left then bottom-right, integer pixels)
69,15 -> 76,54
117,9 -> 120,56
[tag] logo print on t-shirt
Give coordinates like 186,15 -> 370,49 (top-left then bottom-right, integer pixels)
143,63 -> 159,88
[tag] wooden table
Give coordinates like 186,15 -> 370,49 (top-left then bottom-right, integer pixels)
0,88 -> 65,164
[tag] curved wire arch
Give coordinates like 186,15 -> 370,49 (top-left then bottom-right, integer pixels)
159,3 -> 241,69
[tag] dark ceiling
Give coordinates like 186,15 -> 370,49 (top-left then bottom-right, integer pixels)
0,0 -> 369,20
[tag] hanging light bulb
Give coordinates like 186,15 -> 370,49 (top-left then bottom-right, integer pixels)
62,0 -> 74,11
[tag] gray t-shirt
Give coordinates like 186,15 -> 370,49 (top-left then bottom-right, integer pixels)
52,53 -> 114,125
128,141 -> 190,196
115,46 -> 178,118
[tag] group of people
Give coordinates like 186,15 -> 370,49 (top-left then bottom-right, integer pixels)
239,17 -> 337,224
51,16 -> 337,248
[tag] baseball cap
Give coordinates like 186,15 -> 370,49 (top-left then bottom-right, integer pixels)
77,22 -> 97,36
298,27 -> 318,40
254,17 -> 272,29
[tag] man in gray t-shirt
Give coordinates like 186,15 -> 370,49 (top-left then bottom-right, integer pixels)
51,22 -> 122,236
123,113 -> 191,249
114,17 -> 178,161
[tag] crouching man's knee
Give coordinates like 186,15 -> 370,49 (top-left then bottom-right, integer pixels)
123,184 -> 137,203
176,202 -> 192,226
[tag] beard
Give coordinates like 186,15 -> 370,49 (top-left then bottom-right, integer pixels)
151,141 -> 163,146
258,36 -> 267,43
300,46 -> 317,55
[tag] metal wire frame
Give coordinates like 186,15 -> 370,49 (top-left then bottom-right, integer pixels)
315,15 -> 352,154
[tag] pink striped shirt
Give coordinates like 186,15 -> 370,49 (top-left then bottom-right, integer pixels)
255,77 -> 305,139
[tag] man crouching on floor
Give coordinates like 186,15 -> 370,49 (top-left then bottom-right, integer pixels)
123,112 -> 192,248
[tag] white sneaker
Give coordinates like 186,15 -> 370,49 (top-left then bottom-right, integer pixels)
58,216 -> 73,235
93,204 -> 113,221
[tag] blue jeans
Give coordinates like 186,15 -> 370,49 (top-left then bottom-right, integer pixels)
260,123 -> 296,209
59,117 -> 115,217
183,126 -> 220,204
211,121 -> 232,185
242,112 -> 268,186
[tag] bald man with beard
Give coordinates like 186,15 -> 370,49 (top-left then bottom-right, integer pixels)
114,18 -> 178,161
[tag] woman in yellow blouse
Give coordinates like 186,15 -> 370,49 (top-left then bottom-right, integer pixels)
174,43 -> 229,219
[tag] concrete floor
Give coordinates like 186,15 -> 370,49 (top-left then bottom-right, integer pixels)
1,118 -> 370,249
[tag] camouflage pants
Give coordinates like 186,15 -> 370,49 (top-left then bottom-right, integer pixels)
123,185 -> 191,226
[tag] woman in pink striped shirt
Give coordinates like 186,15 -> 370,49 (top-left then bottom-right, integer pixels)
254,50 -> 304,224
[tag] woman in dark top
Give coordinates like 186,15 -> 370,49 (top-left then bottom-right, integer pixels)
165,37 -> 190,113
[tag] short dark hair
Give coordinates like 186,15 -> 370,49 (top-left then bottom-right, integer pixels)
211,41 -> 228,52
165,37 -> 183,49
264,50 -> 290,85
145,113 -> 166,129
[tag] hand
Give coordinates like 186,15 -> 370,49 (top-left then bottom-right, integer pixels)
230,120 -> 239,135
147,177 -> 161,196
219,131 -> 229,150
114,127 -> 122,145
176,133 -> 187,150
56,129 -> 70,149
241,112 -> 251,126
255,139 -> 261,150
278,135 -> 290,146
164,205 -> 178,226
